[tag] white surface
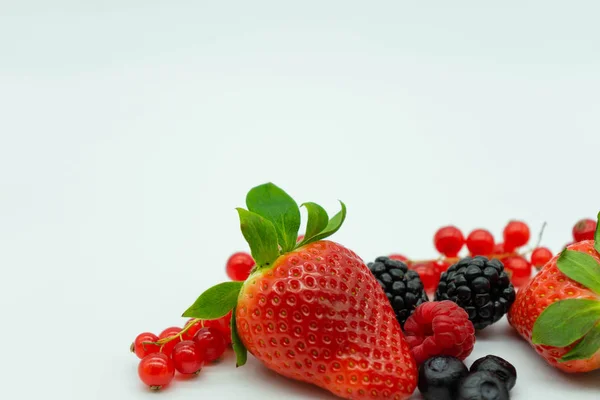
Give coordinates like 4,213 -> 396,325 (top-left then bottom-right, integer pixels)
2,1 -> 600,399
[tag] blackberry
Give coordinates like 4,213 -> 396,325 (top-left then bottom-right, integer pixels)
368,256 -> 429,327
434,256 -> 516,330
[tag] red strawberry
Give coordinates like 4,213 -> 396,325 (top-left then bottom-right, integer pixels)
508,229 -> 600,372
238,240 -> 417,399
183,183 -> 418,399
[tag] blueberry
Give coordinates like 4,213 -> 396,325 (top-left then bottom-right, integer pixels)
470,355 -> 517,391
456,371 -> 509,400
418,356 -> 469,400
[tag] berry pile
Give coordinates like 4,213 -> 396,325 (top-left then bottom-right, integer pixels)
418,355 -> 516,400
129,182 -> 600,399
131,315 -> 230,390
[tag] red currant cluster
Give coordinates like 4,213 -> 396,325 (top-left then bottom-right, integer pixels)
390,220 -> 555,292
131,313 -> 231,390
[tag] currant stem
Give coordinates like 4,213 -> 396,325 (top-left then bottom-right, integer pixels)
535,222 -> 547,249
142,318 -> 203,349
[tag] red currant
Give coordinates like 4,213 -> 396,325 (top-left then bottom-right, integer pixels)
466,229 -> 495,256
389,254 -> 409,263
172,340 -> 204,374
138,353 -> 175,390
226,252 -> 255,281
531,247 -> 553,269
433,260 -> 451,273
182,319 -> 204,341
504,256 -> 532,287
572,218 -> 596,242
433,226 -> 465,257
491,242 -> 514,261
412,262 -> 439,293
158,327 -> 183,356
132,332 -> 160,359
203,312 -> 232,345
503,220 -> 530,251
492,242 -> 505,254
194,327 -> 226,362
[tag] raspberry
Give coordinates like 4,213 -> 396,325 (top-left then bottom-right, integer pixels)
403,301 -> 475,365
434,226 -> 465,257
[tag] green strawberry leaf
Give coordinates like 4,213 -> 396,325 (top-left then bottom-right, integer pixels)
236,208 -> 280,268
532,298 -> 600,347
595,211 -> 600,254
246,183 -> 300,252
557,250 -> 600,294
298,202 -> 329,246
300,201 -> 347,246
182,281 -> 243,319
230,307 -> 248,367
560,322 -> 600,362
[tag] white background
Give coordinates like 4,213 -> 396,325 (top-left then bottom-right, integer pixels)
1,1 -> 600,399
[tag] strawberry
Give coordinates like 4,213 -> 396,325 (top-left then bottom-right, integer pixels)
182,183 -> 418,399
507,212 -> 600,373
